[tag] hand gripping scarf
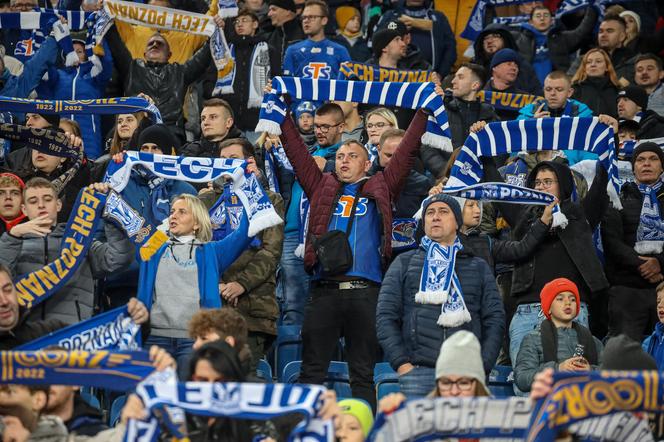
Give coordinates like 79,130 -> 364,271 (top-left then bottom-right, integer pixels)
256,76 -> 453,151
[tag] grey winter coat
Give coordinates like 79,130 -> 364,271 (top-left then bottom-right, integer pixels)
0,222 -> 133,325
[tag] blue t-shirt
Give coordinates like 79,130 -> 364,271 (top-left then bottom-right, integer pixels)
320,182 -> 383,282
282,39 -> 351,79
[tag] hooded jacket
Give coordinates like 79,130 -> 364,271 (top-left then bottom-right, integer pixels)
483,159 -> 609,304
376,238 -> 505,373
180,128 -> 244,159
0,37 -> 58,99
0,222 -> 133,325
472,23 -> 543,95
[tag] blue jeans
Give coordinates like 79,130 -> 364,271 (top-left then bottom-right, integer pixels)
398,366 -> 436,399
277,233 -> 311,325
145,335 -> 195,380
509,302 -> 590,366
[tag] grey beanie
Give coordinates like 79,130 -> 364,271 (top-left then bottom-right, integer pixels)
421,193 -> 464,230
435,331 -> 490,395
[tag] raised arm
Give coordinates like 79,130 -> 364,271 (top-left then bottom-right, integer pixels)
105,24 -> 133,82
581,163 -> 609,230
16,36 -> 59,97
212,208 -> 252,272
183,41 -> 212,86
279,114 -> 324,198
382,109 -> 428,197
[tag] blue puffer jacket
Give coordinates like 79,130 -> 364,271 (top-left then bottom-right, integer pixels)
0,36 -> 58,98
38,43 -> 113,159
376,240 -> 505,373
643,322 -> 664,370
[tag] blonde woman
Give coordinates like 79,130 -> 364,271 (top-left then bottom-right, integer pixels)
571,48 -> 621,117
138,193 -> 251,376
364,107 -> 398,162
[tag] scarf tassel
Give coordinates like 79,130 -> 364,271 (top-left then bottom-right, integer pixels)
552,210 -> 569,229
437,307 -> 472,328
635,241 -> 664,255
415,290 -> 447,305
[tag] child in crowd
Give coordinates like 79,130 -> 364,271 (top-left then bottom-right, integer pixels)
514,278 -> 603,392
295,101 -> 316,149
642,282 -> 664,369
336,399 -> 374,442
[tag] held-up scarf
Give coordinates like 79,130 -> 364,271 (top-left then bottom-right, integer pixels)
461,0 -> 538,41
256,77 -> 453,151
104,151 -> 282,237
417,236 -> 471,327
339,61 -> 437,83
263,143 -> 293,193
493,14 -> 530,25
16,305 -> 141,351
0,95 -> 163,123
13,188 -> 166,309
102,0 -> 235,94
215,41 -> 271,103
208,180 -> 261,247
125,375 -> 334,442
620,137 -> 664,159
0,350 -> 154,391
635,175 -> 664,254
446,117 -> 622,228
476,90 -> 543,112
0,123 -> 81,159
528,371 -> 664,442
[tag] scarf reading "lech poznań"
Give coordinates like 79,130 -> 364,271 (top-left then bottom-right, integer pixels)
256,77 -> 452,151
339,61 -> 437,83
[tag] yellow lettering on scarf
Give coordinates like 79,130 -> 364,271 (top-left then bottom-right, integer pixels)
54,259 -> 69,278
389,71 -> 398,82
522,95 -> 537,107
34,267 -> 61,290
64,237 -> 85,257
172,13 -> 183,29
88,351 -> 109,368
62,249 -> 76,268
510,94 -> 521,108
377,69 -> 387,82
191,16 -> 202,32
127,5 -> 139,19
500,93 -> 512,107
490,92 -> 501,105
14,283 -> 35,308
19,274 -> 45,297
106,1 -> 119,15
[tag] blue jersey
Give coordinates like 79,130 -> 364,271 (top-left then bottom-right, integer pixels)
282,39 -> 350,79
322,182 -> 383,283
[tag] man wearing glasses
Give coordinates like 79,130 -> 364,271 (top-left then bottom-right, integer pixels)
282,0 -> 349,80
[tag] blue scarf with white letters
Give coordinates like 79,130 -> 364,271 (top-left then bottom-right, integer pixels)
635,175 -> 664,254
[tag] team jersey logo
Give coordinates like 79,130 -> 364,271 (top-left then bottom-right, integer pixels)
334,196 -> 368,217
302,62 -> 331,79
15,39 -> 34,57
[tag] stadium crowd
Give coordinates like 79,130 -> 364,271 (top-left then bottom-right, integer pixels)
0,0 -> 663,439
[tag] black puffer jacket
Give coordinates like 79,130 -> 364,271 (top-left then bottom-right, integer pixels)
267,17 -> 304,68
180,128 -> 244,158
602,181 -> 664,289
637,111 -> 664,140
511,7 -> 597,73
106,24 -> 212,142
572,76 -> 619,118
0,307 -> 65,350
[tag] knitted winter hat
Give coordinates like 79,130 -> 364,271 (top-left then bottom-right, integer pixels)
540,278 -> 580,320
420,193 -> 463,230
268,0 -> 296,13
435,331 -> 490,396
631,141 -> 664,169
619,10 -> 641,33
335,6 -> 360,31
372,28 -> 400,58
338,399 -> 374,437
490,48 -> 521,70
36,113 -> 60,128
137,124 -> 180,154
618,85 -> 649,110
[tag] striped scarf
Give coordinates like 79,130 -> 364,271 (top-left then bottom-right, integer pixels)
339,61 -> 437,83
256,77 -> 452,151
446,117 -> 622,226
636,175 -> 664,254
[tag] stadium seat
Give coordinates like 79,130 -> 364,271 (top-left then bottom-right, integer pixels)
275,325 -> 303,382
109,395 -> 127,427
80,389 -> 101,409
257,359 -> 273,382
374,362 -> 400,400
488,365 -> 515,397
283,360 -> 352,398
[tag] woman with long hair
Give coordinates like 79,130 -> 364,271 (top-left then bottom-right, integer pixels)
571,48 -> 621,117
108,112 -> 145,156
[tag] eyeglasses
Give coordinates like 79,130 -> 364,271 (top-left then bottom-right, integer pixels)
533,13 -> 551,19
534,178 -> 558,188
366,122 -> 391,130
314,122 -> 342,133
234,17 -> 255,25
301,15 -> 325,22
437,378 -> 476,392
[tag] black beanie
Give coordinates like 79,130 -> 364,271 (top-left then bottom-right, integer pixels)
631,141 -> 664,169
372,28 -> 400,59
601,334 -> 657,370
37,113 -> 60,128
268,0 -> 296,13
137,124 -> 180,154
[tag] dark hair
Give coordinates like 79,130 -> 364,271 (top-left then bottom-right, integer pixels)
635,53 -> 663,71
304,0 -> 328,16
602,14 -> 627,29
460,62 -> 487,88
379,128 -> 405,147
546,70 -> 571,84
202,98 -> 235,120
188,341 -> 246,382
236,7 -> 258,21
530,5 -> 550,19
23,177 -> 57,200
218,138 -> 255,159
315,102 -> 344,122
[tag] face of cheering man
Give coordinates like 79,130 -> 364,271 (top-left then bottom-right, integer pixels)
424,201 -> 458,245
335,142 -> 371,184
144,33 -> 171,64
634,151 -> 664,186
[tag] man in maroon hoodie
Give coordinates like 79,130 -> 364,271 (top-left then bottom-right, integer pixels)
279,106 -> 429,410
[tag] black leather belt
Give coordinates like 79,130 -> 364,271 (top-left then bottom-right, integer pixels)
313,279 -> 379,290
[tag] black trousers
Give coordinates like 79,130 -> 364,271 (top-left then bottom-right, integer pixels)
299,284 -> 380,411
608,285 -> 657,342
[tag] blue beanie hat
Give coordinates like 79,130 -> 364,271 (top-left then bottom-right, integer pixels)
294,101 -> 316,120
490,48 -> 521,70
421,193 -> 463,230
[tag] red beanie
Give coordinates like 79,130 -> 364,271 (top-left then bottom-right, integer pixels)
540,278 -> 580,320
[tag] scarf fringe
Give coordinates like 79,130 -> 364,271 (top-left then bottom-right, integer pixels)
421,131 -> 453,152
246,211 -> 282,237
634,241 -> 664,255
247,96 -> 263,109
552,211 -> 569,229
437,309 -> 472,328
607,182 -> 623,210
415,290 -> 447,305
294,243 -> 305,259
217,6 -> 238,18
255,120 -> 282,136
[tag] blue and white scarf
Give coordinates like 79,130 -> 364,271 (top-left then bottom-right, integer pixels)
493,14 -> 530,25
0,350 -> 154,391
263,144 -> 293,193
215,40 -> 271,105
208,181 -> 261,247
635,175 -> 664,254
104,151 -> 282,237
0,95 -> 162,123
476,90 -> 543,112
417,235 -> 471,327
17,305 -> 140,351
125,374 -> 334,442
461,0 -> 536,41
520,22 -> 552,84
256,77 -> 453,151
620,137 -> 664,159
446,117 -> 622,226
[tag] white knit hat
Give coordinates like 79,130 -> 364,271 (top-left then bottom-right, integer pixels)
435,330 -> 490,396
620,10 -> 641,33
